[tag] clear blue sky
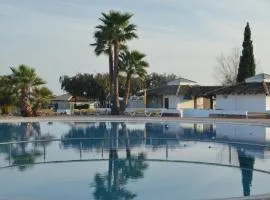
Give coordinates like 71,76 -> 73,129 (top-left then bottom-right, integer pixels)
1,0 -> 269,94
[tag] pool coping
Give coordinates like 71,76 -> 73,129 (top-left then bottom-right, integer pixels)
213,193 -> 270,200
1,115 -> 270,126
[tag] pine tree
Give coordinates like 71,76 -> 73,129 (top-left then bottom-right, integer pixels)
236,22 -> 256,83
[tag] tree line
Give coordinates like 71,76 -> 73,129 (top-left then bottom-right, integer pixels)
59,72 -> 178,102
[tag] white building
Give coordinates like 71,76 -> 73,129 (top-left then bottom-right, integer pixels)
215,73 -> 270,112
51,94 -> 98,114
146,77 -> 220,110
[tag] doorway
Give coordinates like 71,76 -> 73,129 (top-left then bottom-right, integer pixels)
164,97 -> 169,109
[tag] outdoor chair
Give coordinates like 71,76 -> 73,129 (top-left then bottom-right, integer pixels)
127,108 -> 151,117
149,109 -> 164,117
95,108 -> 110,115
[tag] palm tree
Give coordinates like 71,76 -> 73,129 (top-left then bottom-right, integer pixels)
0,75 -> 18,114
10,65 -> 45,117
119,50 -> 149,109
92,11 -> 138,115
32,87 -> 53,116
91,34 -> 114,107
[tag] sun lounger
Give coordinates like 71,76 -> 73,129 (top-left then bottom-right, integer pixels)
149,109 -> 164,117
95,108 -> 111,115
125,108 -> 163,117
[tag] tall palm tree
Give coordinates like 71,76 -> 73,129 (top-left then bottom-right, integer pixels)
91,40 -> 126,106
11,65 -> 45,117
119,50 -> 149,108
91,34 -> 114,107
32,86 -> 53,116
92,11 -> 138,115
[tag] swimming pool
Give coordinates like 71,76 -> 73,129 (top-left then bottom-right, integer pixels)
0,121 -> 270,199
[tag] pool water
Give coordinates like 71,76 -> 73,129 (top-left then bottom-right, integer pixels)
0,121 -> 270,199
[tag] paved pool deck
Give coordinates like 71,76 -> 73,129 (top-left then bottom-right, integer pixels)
0,115 -> 270,126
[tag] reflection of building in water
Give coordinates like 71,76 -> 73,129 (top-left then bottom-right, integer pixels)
145,122 -> 215,139
216,123 -> 270,159
67,122 -> 100,130
216,124 -> 270,143
216,123 -> 270,197
145,123 -> 216,148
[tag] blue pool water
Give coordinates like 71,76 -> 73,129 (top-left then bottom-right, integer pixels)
0,121 -> 270,199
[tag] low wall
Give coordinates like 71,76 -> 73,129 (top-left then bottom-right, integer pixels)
125,108 -> 248,118
181,109 -> 248,118
181,109 -> 210,118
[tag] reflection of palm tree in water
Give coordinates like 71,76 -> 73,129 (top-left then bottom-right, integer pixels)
8,122 -> 53,171
92,122 -> 148,200
237,150 -> 255,197
9,123 -> 40,170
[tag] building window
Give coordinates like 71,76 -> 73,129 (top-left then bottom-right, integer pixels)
183,94 -> 192,100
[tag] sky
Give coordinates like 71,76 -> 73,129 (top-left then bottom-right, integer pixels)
0,0 -> 270,94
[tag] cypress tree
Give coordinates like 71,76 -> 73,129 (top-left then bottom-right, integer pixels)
236,22 -> 256,83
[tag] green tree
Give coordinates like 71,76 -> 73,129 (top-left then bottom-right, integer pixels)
10,65 -> 45,117
59,73 -> 106,101
146,73 -> 177,89
119,49 -> 149,109
0,75 -> 18,114
94,73 -> 110,98
32,87 -> 53,116
236,22 -> 256,83
129,77 -> 146,95
92,11 -> 138,115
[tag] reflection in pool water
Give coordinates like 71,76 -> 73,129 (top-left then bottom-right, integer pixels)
0,121 -> 270,199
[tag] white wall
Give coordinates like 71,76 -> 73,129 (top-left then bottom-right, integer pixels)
182,109 -> 210,117
181,109 -> 247,118
163,95 -> 181,109
266,96 -> 270,111
127,99 -> 145,108
216,94 -> 266,112
266,128 -> 270,141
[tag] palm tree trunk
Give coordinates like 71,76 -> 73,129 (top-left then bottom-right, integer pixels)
32,100 -> 40,116
122,123 -> 131,159
124,73 -> 131,108
109,45 -> 114,107
112,41 -> 120,115
21,88 -> 32,117
108,149 -> 113,192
